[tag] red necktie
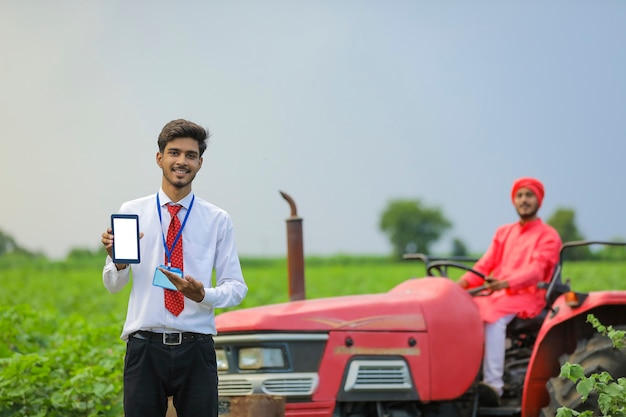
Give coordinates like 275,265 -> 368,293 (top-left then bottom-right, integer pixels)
165,204 -> 185,316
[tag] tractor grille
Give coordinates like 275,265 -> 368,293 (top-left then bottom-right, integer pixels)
218,379 -> 254,396
344,360 -> 412,391
262,376 -> 318,395
218,373 -> 319,397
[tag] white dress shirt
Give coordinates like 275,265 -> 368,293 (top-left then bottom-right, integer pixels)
103,189 -> 248,341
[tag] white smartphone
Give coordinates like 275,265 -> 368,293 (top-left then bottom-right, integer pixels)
111,214 -> 141,264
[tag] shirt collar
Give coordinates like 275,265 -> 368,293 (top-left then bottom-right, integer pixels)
158,188 -> 195,210
518,217 -> 542,230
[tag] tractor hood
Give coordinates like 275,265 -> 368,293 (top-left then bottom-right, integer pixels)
216,277 -> 478,334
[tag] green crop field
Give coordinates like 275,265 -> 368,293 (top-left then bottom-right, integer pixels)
2,253 -> 626,416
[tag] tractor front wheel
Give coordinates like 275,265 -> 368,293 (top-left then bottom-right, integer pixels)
540,325 -> 626,417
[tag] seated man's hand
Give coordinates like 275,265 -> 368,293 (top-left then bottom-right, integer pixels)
485,278 -> 509,292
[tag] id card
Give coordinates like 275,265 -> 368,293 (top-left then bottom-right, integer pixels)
153,265 -> 183,290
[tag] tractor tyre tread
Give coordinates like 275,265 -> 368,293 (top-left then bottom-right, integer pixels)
539,325 -> 626,417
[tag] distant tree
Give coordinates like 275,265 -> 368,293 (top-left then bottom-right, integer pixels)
0,229 -> 38,257
451,238 -> 469,257
546,208 -> 592,260
0,230 -> 18,256
379,199 -> 452,259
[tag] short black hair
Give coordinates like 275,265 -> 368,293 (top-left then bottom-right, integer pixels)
157,119 -> 209,156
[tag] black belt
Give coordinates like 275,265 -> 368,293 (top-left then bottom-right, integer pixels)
131,330 -> 212,346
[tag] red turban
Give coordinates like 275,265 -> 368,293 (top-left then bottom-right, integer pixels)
511,177 -> 544,207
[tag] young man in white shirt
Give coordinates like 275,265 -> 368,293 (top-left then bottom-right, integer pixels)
101,119 -> 248,417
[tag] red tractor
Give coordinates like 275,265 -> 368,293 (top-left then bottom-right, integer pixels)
215,223 -> 626,416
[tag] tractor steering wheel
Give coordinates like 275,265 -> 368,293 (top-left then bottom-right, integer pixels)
426,260 -> 490,296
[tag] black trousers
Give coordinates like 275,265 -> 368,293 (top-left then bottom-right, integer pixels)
123,334 -> 218,417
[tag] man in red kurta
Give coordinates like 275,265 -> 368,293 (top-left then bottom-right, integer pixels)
458,177 -> 561,405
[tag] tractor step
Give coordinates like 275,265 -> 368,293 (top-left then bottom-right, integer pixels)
477,405 -> 521,417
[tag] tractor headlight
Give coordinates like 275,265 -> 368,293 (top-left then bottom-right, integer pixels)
216,348 -> 228,371
239,347 -> 286,370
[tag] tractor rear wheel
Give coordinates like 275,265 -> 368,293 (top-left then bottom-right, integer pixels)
540,325 -> 626,417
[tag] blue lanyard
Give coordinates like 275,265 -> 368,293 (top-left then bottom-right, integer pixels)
156,193 -> 195,266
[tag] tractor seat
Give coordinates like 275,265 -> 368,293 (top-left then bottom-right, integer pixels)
507,310 -> 547,335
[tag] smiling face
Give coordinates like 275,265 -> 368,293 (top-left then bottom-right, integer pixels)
156,137 -> 203,200
513,187 -> 540,223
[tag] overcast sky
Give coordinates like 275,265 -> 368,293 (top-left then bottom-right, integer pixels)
1,1 -> 625,260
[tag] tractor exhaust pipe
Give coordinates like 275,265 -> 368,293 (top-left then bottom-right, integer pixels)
280,191 -> 305,301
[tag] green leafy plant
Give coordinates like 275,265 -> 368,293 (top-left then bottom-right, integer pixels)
0,305 -> 125,416
556,314 -> 626,417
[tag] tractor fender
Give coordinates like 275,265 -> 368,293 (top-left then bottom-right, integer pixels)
522,290 -> 626,417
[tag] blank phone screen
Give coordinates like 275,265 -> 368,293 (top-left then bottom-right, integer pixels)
112,215 -> 140,263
